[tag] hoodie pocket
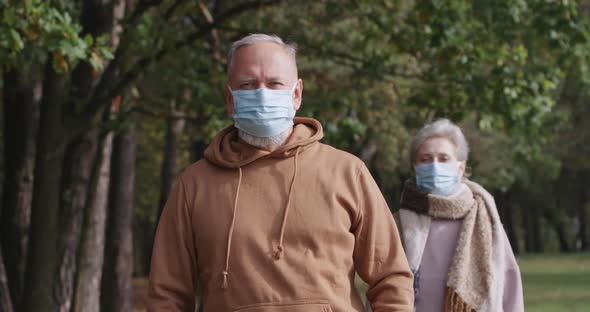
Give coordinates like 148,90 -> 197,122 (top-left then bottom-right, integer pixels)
233,299 -> 333,312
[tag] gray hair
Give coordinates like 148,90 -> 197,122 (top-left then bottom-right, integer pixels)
227,33 -> 297,73
409,118 -> 470,163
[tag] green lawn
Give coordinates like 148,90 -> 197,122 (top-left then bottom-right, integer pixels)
519,253 -> 590,312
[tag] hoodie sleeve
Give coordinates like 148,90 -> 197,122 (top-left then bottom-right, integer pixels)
148,177 -> 198,312
352,163 -> 414,312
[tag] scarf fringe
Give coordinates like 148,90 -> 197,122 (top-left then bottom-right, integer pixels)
445,287 -> 473,312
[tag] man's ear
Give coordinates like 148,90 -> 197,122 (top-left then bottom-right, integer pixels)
293,78 -> 303,111
225,84 -> 233,116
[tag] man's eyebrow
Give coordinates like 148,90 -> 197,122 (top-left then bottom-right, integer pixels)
234,77 -> 257,83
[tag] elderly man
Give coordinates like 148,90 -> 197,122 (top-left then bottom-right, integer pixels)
148,34 -> 413,312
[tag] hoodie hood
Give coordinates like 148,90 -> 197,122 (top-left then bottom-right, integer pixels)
204,117 -> 323,168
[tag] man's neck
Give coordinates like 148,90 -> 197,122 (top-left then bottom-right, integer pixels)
238,127 -> 293,152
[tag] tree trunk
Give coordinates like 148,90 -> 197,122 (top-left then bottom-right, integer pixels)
22,65 -> 68,312
1,69 -> 41,309
532,208 -> 544,253
145,101 -> 185,276
54,129 -> 100,312
158,100 -> 185,217
545,209 -> 571,253
522,201 -> 540,253
496,190 -> 519,254
555,222 -> 571,253
101,124 -> 136,312
577,172 -> 589,251
73,129 -> 114,312
191,139 -> 208,162
503,198 -> 519,254
53,2 -> 126,310
0,246 -> 14,312
520,186 -> 545,254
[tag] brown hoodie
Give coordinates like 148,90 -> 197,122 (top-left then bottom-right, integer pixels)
148,117 -> 413,312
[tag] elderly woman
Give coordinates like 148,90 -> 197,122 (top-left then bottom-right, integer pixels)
395,119 -> 524,312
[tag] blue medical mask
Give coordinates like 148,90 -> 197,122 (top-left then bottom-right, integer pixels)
415,161 -> 462,196
230,82 -> 298,137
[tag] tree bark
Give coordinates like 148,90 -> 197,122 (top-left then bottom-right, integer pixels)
22,64 -> 68,312
504,197 -> 519,254
532,208 -> 544,253
554,221 -> 571,253
101,124 -> 136,312
158,100 -> 185,217
73,129 -> 114,312
576,171 -> 589,251
146,100 -> 185,275
54,129 -> 100,312
1,69 -> 41,309
545,210 -> 571,253
53,2 -> 126,310
191,139 -> 208,162
496,190 -> 519,254
0,246 -> 14,312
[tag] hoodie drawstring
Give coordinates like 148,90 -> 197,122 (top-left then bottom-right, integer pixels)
273,146 -> 301,260
221,146 -> 302,289
222,167 -> 242,289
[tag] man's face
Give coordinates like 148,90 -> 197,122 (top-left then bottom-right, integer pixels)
225,42 -> 303,115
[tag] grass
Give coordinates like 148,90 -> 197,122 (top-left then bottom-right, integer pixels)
518,253 -> 590,312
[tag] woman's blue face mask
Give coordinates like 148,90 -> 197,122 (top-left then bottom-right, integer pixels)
230,82 -> 298,138
415,161 -> 462,196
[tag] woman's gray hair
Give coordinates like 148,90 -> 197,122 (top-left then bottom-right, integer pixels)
227,33 -> 297,73
409,118 -> 469,163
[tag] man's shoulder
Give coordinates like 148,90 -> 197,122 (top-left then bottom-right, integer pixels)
176,158 -> 226,182
314,142 -> 365,169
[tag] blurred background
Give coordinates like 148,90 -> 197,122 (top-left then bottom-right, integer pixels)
0,0 -> 589,311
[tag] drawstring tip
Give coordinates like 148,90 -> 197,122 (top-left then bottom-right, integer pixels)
221,271 -> 228,289
273,246 -> 284,260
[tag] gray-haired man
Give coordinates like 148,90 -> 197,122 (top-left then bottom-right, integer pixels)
148,33 -> 413,312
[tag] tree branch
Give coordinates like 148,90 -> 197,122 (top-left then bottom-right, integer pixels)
80,0 -> 281,129
164,0 -> 184,20
125,105 -> 205,123
127,0 -> 164,24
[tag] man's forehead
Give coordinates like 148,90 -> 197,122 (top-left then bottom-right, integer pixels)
229,42 -> 297,79
233,73 -> 289,81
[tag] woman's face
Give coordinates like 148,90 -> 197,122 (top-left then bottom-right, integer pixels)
414,137 -> 465,177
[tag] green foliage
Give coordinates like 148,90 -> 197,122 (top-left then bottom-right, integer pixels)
208,0 -> 588,193
0,0 -> 112,72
